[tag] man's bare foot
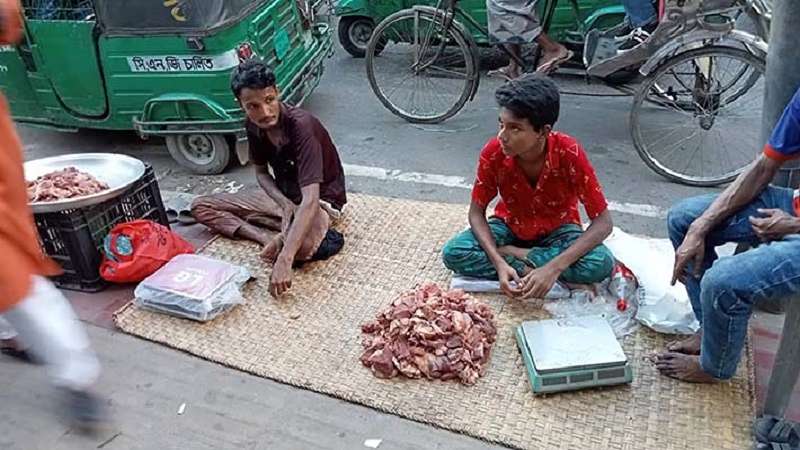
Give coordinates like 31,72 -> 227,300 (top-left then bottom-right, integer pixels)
536,47 -> 573,74
488,64 -> 520,80
666,332 -> 702,355
654,352 -> 717,383
498,245 -> 531,262
260,235 -> 283,264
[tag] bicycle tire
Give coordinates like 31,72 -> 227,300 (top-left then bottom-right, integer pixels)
631,46 -> 765,187
365,8 -> 477,124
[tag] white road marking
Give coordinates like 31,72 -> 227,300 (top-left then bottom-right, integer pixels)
342,163 -> 668,219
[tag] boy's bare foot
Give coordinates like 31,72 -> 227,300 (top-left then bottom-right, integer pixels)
666,332 -> 702,355
654,353 -> 717,383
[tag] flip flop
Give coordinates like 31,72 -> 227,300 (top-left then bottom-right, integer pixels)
536,49 -> 575,75
166,208 -> 179,224
487,67 -> 514,81
755,415 -> 800,446
177,210 -> 197,225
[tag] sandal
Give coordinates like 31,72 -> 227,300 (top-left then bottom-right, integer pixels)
536,49 -> 574,74
177,210 -> 197,225
755,415 -> 800,446
487,67 -> 515,81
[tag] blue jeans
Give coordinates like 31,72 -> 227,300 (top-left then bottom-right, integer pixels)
621,0 -> 657,27
667,186 -> 800,379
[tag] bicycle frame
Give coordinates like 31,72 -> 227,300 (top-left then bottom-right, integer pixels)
423,0 -> 530,71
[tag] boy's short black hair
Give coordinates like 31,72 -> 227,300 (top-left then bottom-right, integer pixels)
494,74 -> 560,131
230,58 -> 277,99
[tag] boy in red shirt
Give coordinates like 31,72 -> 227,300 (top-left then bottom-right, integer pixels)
443,74 -> 615,298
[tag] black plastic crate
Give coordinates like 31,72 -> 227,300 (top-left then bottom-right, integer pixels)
33,165 -> 169,292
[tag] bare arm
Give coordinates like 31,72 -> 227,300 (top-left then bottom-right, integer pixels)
278,183 -> 320,265
672,155 -> 783,284
468,201 -> 521,297
468,201 -> 504,267
255,165 -> 295,211
688,155 -> 781,236
546,209 -> 613,273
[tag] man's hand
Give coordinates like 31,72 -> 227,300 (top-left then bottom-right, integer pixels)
749,208 -> 800,242
281,204 -> 297,234
496,261 -> 522,298
520,265 -> 561,299
672,229 -> 706,285
269,256 -> 293,297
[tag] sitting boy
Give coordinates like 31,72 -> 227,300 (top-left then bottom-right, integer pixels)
442,74 -> 615,298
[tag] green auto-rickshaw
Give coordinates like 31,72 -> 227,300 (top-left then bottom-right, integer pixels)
335,0 -> 624,58
0,0 -> 333,174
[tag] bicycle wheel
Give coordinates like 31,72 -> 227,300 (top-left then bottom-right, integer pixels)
366,8 -> 477,124
631,46 -> 765,187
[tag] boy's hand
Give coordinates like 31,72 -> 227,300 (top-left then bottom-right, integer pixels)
496,262 -> 522,298
520,265 -> 560,299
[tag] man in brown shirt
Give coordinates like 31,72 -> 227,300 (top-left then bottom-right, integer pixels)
192,58 -> 347,297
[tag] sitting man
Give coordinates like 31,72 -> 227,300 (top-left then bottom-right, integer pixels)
192,58 -> 347,297
442,74 -> 615,298
657,87 -> 800,383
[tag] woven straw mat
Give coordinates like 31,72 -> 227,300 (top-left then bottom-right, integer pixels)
115,193 -> 754,450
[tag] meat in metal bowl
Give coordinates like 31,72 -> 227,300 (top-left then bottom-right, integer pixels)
25,153 -> 146,213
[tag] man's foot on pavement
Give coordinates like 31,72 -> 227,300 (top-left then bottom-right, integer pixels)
488,65 -> 520,80
666,332 -> 702,355
536,47 -> 574,74
654,352 -> 717,383
63,389 -> 107,432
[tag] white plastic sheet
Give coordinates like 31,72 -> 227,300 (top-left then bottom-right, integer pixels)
604,227 -> 700,335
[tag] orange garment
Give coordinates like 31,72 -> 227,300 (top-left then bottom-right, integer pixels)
0,0 -> 60,312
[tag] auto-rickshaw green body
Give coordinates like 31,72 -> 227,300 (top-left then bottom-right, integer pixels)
335,0 -> 624,57
0,0 -> 333,174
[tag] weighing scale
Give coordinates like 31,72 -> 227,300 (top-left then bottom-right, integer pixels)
515,316 -> 633,394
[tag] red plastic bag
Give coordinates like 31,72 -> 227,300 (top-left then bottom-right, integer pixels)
100,220 -> 194,283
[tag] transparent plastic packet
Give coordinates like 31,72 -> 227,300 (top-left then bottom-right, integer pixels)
134,254 -> 251,322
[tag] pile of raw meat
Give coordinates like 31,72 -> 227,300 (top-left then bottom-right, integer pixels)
27,167 -> 109,202
360,283 -> 497,385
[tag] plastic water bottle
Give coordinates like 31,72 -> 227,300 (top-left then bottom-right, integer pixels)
608,262 -> 638,312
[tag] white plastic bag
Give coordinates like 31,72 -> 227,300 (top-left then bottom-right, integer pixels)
604,227 -> 700,335
135,254 -> 251,322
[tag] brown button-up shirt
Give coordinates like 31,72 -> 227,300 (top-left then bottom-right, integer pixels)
247,104 -> 347,210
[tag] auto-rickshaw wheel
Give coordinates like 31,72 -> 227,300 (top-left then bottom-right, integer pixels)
166,132 -> 232,175
338,16 -> 383,58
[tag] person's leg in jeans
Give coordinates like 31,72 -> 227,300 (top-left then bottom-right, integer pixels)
657,236 -> 800,381
3,276 -> 104,425
665,185 -> 795,354
620,0 -> 657,28
442,218 -> 528,279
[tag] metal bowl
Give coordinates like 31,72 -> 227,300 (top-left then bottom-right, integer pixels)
25,153 -> 146,213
